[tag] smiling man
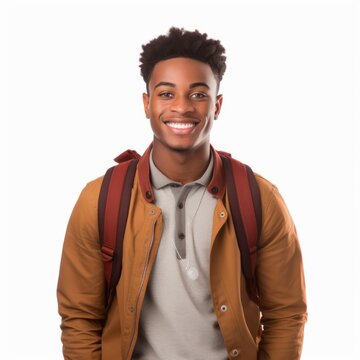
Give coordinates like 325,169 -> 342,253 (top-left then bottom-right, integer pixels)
57,27 -> 307,360
143,56 -> 222,184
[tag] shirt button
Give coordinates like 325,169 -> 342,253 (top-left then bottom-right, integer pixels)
178,202 -> 184,209
178,233 -> 185,240
149,209 -> 155,215
129,305 -> 135,313
219,211 -> 226,218
220,304 -> 228,312
230,348 -> 240,357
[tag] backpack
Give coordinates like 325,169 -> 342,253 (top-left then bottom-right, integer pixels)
98,149 -> 262,309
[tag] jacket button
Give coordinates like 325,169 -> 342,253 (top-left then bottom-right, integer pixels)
145,191 -> 152,199
211,186 -> 218,194
220,304 -> 228,312
129,305 -> 135,313
219,211 -> 226,218
230,348 -> 240,357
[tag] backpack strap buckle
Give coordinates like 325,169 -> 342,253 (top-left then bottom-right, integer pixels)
101,245 -> 114,262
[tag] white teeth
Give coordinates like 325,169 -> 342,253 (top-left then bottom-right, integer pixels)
166,122 -> 195,129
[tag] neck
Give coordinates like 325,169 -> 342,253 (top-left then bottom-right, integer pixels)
152,141 -> 211,184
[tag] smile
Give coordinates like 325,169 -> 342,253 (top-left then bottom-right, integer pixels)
165,122 -> 196,129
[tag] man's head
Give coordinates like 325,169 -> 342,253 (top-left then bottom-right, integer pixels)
139,27 -> 226,94
140,27 -> 226,155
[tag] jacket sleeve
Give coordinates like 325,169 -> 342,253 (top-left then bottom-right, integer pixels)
57,179 -> 106,360
256,182 -> 307,360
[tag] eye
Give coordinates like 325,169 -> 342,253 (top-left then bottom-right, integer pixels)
159,91 -> 174,98
190,92 -> 207,99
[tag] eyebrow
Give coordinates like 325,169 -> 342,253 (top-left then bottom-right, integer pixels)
190,82 -> 210,89
154,82 -> 176,89
154,81 -> 210,90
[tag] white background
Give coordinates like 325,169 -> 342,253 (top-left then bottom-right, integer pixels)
2,0 -> 360,359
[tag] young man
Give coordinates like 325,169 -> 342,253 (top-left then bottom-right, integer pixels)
57,27 -> 307,360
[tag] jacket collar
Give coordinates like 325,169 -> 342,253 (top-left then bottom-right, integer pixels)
137,143 -> 226,203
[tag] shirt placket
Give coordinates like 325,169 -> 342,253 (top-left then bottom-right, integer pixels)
171,185 -> 193,259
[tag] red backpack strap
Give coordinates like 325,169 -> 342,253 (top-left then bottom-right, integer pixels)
220,154 -> 262,305
98,157 -> 139,307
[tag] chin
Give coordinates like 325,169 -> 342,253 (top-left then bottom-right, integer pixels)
155,137 -> 201,154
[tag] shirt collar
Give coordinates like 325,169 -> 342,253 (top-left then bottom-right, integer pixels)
137,143 -> 226,203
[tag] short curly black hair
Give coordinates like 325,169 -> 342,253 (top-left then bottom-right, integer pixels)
139,27 -> 226,92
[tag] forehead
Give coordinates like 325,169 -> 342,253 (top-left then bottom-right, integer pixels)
149,57 -> 217,89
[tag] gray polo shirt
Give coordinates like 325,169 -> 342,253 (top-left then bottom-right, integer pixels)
132,152 -> 228,360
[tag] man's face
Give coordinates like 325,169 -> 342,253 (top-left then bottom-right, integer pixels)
143,57 -> 223,153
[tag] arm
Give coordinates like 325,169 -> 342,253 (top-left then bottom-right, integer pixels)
57,179 -> 105,360
256,183 -> 307,360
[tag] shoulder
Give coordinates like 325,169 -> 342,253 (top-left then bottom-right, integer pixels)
76,175 -> 104,208
82,175 -> 104,197
69,175 -> 105,231
253,173 -> 278,209
253,172 -> 296,244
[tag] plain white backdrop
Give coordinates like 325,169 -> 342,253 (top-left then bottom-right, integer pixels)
2,0 -> 360,359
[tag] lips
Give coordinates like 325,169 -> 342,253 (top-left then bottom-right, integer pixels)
166,122 -> 196,129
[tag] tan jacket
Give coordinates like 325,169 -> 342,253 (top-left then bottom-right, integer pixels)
57,145 -> 307,360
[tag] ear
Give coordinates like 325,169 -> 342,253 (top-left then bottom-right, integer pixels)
214,94 -> 223,120
142,92 -> 150,119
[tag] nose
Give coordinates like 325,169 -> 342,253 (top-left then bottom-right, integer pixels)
170,95 -> 195,114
